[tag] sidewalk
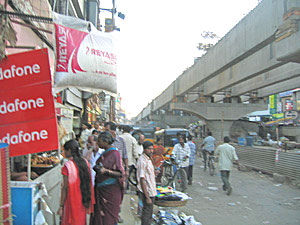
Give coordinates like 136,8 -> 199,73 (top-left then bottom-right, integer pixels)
120,192 -> 140,225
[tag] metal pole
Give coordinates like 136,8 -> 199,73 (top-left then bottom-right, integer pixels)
112,0 -> 115,29
27,154 -> 31,181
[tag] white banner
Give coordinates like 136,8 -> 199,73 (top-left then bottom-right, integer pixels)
53,12 -> 117,95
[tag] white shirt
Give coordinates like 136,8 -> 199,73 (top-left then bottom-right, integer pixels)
137,144 -> 143,156
90,148 -> 104,186
171,143 -> 190,168
120,132 -> 139,166
215,143 -> 238,171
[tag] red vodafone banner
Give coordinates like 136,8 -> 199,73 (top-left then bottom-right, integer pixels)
0,118 -> 58,156
0,49 -> 58,157
53,12 -> 117,95
0,83 -> 55,126
0,49 -> 51,91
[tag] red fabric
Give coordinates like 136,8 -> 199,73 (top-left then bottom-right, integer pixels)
61,159 -> 95,225
152,145 -> 165,168
90,149 -> 125,225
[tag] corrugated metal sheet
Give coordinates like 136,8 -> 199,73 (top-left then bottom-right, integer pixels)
235,145 -> 300,181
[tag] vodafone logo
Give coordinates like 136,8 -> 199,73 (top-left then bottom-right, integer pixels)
0,64 -> 40,80
0,98 -> 45,115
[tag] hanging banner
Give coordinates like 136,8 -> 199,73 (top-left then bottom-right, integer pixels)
52,12 -> 117,95
0,49 -> 58,156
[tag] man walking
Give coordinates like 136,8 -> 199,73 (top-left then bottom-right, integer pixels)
120,125 -> 139,179
136,141 -> 157,225
187,135 -> 196,185
215,136 -> 240,195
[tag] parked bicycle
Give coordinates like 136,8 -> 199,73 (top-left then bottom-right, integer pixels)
161,158 -> 188,192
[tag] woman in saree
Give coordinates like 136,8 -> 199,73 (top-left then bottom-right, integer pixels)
58,139 -> 95,225
90,131 -> 125,225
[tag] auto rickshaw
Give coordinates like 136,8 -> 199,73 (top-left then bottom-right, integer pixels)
154,128 -> 190,160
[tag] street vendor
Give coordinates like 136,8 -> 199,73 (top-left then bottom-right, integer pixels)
136,141 -> 157,225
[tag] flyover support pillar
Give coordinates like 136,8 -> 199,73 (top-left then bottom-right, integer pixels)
206,120 -> 234,142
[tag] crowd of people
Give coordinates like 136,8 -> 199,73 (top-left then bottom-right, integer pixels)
58,122 -> 240,225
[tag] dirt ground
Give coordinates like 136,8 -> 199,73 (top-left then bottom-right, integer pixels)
121,155 -> 300,225
175,156 -> 300,225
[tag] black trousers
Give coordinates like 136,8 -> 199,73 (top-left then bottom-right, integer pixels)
188,165 -> 193,181
138,191 -> 155,225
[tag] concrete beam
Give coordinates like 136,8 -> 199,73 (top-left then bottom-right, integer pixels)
170,102 -> 267,120
205,44 -> 286,95
231,62 -> 300,96
257,76 -> 300,97
149,114 -> 200,128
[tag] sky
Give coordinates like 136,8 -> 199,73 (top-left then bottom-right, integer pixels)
100,0 -> 261,119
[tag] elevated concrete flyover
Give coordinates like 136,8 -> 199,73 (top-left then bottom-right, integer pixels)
170,102 -> 267,141
135,0 -> 300,138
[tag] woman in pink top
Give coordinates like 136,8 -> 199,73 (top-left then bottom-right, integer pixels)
58,139 -> 95,225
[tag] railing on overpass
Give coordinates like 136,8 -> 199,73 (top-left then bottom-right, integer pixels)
235,145 -> 300,181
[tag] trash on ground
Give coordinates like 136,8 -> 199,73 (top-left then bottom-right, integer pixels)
227,203 -> 236,206
293,197 -> 300,200
243,196 -> 248,198
208,187 -> 218,191
245,207 -> 252,210
262,221 -> 270,224
274,184 -> 282,187
203,197 -> 213,201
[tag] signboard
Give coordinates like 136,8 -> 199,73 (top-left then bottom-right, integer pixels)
0,49 -> 58,156
285,99 -> 293,111
269,95 -> 277,114
0,49 -> 51,91
284,110 -> 299,120
53,12 -> 117,95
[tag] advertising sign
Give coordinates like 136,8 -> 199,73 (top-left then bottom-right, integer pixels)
0,49 -> 51,90
0,49 -> 58,156
269,94 -> 277,114
0,83 -> 55,126
53,12 -> 117,95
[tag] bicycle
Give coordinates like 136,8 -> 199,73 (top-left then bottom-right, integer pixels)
207,154 -> 215,176
203,150 -> 215,176
128,165 -> 137,186
161,158 -> 188,192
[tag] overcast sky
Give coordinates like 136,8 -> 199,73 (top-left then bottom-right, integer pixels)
100,0 -> 260,118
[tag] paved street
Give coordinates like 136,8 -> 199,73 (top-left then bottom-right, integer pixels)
121,155 -> 300,225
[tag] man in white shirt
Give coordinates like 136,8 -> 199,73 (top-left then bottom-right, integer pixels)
120,125 -> 139,175
215,136 -> 240,195
171,136 -> 190,191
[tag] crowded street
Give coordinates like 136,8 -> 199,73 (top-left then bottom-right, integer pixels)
121,154 -> 300,225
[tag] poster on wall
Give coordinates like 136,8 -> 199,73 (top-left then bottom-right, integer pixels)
52,12 -> 117,95
0,49 -> 58,156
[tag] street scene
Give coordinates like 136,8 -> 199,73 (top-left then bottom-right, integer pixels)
121,156 -> 300,225
1,0 -> 300,225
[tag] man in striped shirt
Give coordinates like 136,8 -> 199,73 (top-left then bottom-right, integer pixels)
137,141 -> 157,225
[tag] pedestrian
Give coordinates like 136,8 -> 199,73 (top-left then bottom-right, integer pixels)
58,139 -> 95,225
104,122 -> 128,174
120,125 -> 139,182
171,136 -> 190,191
104,121 -> 128,223
215,136 -> 240,195
90,131 -> 125,225
152,137 -> 165,183
201,131 -> 216,171
80,123 -> 92,149
187,135 -> 196,185
136,141 -> 157,225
